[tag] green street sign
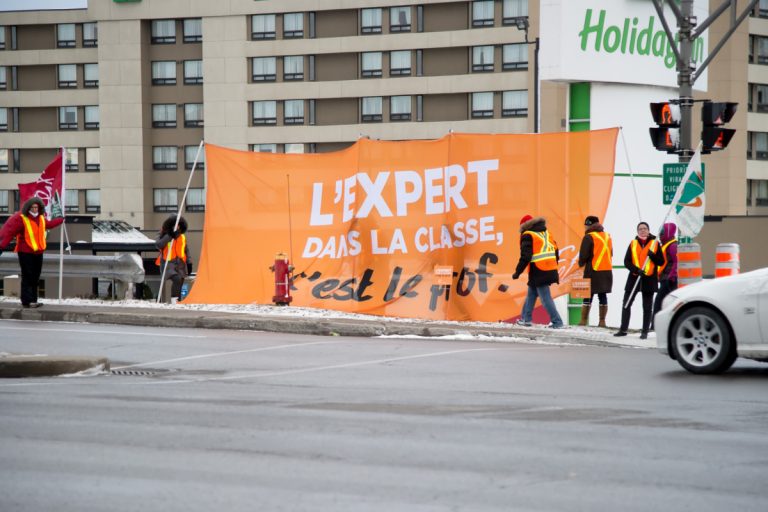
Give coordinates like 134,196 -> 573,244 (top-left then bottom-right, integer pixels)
662,162 -> 705,205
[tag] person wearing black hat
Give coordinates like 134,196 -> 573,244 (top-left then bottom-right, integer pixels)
577,215 -> 613,327
155,215 -> 193,303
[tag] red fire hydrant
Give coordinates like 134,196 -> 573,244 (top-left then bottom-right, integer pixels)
269,252 -> 294,306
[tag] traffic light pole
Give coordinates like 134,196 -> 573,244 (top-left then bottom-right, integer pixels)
651,0 -> 759,163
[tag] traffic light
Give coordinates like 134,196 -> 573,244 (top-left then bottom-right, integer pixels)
649,102 -> 681,153
701,102 -> 737,154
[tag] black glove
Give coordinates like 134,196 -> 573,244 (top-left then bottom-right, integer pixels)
512,272 -> 520,280
171,229 -> 181,239
187,262 -> 193,274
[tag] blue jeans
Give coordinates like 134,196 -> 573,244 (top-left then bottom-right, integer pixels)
521,284 -> 563,327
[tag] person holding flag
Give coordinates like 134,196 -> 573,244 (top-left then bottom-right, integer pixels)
0,197 -> 64,308
614,222 -> 664,339
155,215 -> 193,304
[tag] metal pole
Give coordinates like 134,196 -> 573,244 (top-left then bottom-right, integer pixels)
534,37 -> 540,133
678,0 -> 695,164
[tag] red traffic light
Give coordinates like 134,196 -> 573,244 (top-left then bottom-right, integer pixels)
650,102 -> 681,127
701,127 -> 735,152
701,102 -> 737,126
650,127 -> 680,153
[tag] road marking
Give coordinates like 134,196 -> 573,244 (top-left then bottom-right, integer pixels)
0,324 -> 205,339
146,347 -> 500,385
112,340 -> 344,369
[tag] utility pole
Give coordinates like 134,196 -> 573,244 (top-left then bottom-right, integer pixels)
651,0 -> 759,163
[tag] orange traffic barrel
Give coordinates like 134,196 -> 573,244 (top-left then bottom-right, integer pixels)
677,243 -> 702,287
715,243 -> 740,278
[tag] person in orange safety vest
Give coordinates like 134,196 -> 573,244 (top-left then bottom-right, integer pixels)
0,197 -> 65,308
614,221 -> 664,339
577,215 -> 613,328
155,215 -> 193,303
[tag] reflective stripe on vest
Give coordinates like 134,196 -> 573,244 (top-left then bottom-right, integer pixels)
16,214 -> 47,252
588,231 -> 612,271
155,234 -> 187,265
523,230 -> 558,271
631,239 -> 659,275
658,238 -> 677,275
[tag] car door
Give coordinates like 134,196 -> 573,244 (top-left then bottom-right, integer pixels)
760,273 -> 768,343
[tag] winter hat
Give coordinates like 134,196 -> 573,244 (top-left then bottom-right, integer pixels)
520,214 -> 533,225
584,215 -> 599,226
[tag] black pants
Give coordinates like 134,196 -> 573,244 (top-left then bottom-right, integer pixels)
18,252 -> 43,306
620,288 -> 654,333
583,292 -> 608,306
652,279 -> 678,327
168,275 -> 184,299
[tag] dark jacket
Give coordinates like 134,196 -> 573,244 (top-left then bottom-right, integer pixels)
578,223 -> 613,294
623,234 -> 664,293
514,216 -> 560,287
0,197 -> 64,254
155,216 -> 192,279
658,222 -> 678,282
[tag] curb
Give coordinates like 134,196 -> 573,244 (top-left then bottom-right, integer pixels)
0,355 -> 110,378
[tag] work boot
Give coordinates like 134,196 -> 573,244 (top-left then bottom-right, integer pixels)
598,305 -> 608,328
578,304 -> 591,326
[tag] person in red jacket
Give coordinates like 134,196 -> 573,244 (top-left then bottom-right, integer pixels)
0,197 -> 65,308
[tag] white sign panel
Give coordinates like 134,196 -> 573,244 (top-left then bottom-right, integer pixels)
540,0 -> 709,91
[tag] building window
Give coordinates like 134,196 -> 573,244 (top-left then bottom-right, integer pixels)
754,132 -> 768,159
0,26 -> 5,50
0,66 -> 5,89
153,188 -> 178,213
252,101 -> 277,125
472,1 -> 495,27
390,50 -> 411,76
151,20 -> 176,44
64,148 -> 78,171
83,22 -> 98,47
472,46 -> 494,72
57,24 -> 75,47
183,18 -> 202,43
83,63 -> 98,87
757,180 -> 768,206
184,103 -> 203,127
472,92 -> 494,118
284,100 -> 304,125
183,60 -> 203,85
152,104 -> 177,128
361,8 -> 382,34
65,189 -> 78,213
283,56 -> 304,80
749,83 -> 768,112
185,145 -> 205,170
85,189 -> 100,213
58,64 -> 77,88
252,144 -> 277,153
84,106 -> 99,129
252,57 -> 276,82
285,143 -> 304,154
12,148 -> 19,172
0,190 -> 9,213
751,35 -> 768,64
85,147 -> 99,171
362,96 -> 382,122
0,107 -> 6,131
153,146 -> 178,170
503,43 -> 528,70
390,95 -> 411,121
503,90 -> 528,117
59,106 -> 78,130
151,61 -> 176,85
283,13 -> 304,38
252,14 -> 276,40
503,0 -> 529,25
390,7 -> 412,32
0,149 -> 8,172
186,188 -> 205,212
362,52 -> 383,77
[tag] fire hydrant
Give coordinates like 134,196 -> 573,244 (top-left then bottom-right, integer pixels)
269,252 -> 294,306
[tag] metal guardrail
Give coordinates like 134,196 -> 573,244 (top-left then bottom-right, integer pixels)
0,253 -> 145,283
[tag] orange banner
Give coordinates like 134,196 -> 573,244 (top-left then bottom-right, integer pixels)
186,130 -> 617,321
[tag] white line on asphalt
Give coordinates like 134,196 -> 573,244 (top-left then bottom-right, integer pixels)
112,340 -> 345,369
144,347 -> 500,385
0,324 -> 206,338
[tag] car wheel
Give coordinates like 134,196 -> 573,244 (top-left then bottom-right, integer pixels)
671,306 -> 737,374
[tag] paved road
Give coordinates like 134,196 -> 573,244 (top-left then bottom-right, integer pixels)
1,319 -> 767,512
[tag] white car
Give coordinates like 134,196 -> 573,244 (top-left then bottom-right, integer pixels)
656,267 -> 768,374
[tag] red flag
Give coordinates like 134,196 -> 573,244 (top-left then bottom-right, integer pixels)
18,152 -> 64,220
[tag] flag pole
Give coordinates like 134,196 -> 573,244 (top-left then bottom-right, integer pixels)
157,140 -> 204,303
58,147 -> 66,300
